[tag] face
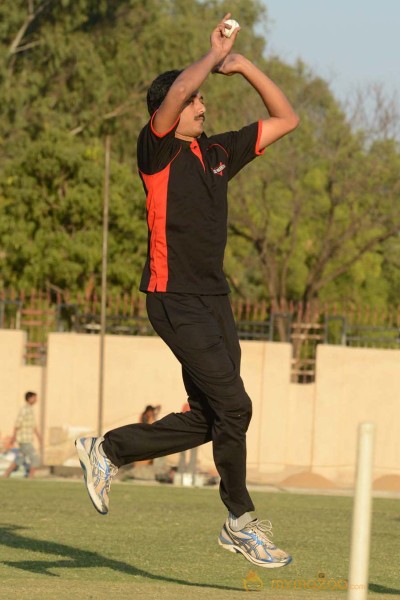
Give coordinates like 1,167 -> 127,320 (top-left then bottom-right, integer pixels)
28,395 -> 37,405
176,92 -> 206,140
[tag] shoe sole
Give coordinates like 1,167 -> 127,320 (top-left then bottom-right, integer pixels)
218,538 -> 292,569
75,438 -> 107,515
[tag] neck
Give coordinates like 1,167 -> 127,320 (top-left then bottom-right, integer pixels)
175,132 -> 196,142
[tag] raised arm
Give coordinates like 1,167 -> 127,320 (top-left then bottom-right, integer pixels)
215,54 -> 299,149
153,13 -> 240,134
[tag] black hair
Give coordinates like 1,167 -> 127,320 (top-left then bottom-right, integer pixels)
146,70 -> 183,116
25,391 -> 37,402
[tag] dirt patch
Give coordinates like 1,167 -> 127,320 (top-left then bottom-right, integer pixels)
280,471 -> 337,489
373,475 -> 400,492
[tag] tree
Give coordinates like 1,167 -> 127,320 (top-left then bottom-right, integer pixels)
225,58 -> 400,316
0,130 -> 147,292
0,0 -> 399,313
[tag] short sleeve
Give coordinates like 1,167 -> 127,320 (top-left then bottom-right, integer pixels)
137,111 -> 181,175
208,121 -> 265,181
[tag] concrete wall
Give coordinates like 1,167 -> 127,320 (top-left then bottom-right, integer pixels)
312,345 -> 400,486
1,329 -> 399,489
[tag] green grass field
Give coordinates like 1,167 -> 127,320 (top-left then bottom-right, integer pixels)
0,479 -> 399,599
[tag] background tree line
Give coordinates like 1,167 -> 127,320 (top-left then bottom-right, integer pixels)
0,0 -> 399,311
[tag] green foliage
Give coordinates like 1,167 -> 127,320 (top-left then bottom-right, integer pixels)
0,130 -> 146,292
0,0 -> 399,308
227,58 -> 400,308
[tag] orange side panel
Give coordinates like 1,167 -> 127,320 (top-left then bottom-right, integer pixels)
140,166 -> 170,291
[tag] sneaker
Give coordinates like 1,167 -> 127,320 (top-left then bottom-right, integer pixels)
218,518 -> 292,568
75,436 -> 118,515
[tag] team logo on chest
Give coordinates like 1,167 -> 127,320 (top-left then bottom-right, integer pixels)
212,162 -> 226,176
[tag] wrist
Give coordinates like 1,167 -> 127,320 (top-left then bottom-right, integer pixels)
209,46 -> 226,65
235,56 -> 253,75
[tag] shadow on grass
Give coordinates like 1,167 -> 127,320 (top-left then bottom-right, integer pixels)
369,583 -> 400,595
0,525 -> 241,591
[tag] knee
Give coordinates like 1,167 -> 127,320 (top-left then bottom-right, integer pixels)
226,393 -> 252,430
241,394 -> 252,429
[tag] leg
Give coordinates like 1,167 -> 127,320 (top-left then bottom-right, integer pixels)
3,446 -> 25,478
145,292 -> 254,516
2,461 -> 18,478
79,293 -> 291,566
103,406 -> 212,465
23,443 -> 40,479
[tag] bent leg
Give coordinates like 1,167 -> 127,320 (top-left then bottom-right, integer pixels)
103,407 -> 212,466
148,293 -> 254,516
2,461 -> 18,478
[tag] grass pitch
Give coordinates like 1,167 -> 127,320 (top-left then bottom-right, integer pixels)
0,479 -> 399,599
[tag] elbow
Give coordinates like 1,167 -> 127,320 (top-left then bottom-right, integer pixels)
171,82 -> 191,103
287,112 -> 300,132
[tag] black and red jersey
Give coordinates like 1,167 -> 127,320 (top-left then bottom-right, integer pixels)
137,113 -> 265,294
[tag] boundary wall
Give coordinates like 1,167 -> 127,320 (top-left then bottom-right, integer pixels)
1,330 -> 399,489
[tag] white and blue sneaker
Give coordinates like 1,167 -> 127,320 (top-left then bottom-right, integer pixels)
75,436 -> 118,515
218,518 -> 292,568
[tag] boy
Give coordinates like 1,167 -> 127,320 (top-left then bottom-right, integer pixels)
3,391 -> 41,478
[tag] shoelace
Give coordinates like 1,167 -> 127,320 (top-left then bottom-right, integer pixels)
104,462 -> 118,493
92,457 -> 118,491
246,519 -> 275,547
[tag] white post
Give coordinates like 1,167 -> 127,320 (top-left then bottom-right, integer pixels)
348,422 -> 375,600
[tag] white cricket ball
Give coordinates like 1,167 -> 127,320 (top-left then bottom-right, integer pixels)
223,19 -> 240,38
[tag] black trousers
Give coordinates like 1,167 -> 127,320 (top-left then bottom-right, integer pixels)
103,292 -> 255,517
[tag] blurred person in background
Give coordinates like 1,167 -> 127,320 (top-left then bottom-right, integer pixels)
140,405 -> 161,425
2,391 -> 41,479
137,404 -> 161,467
